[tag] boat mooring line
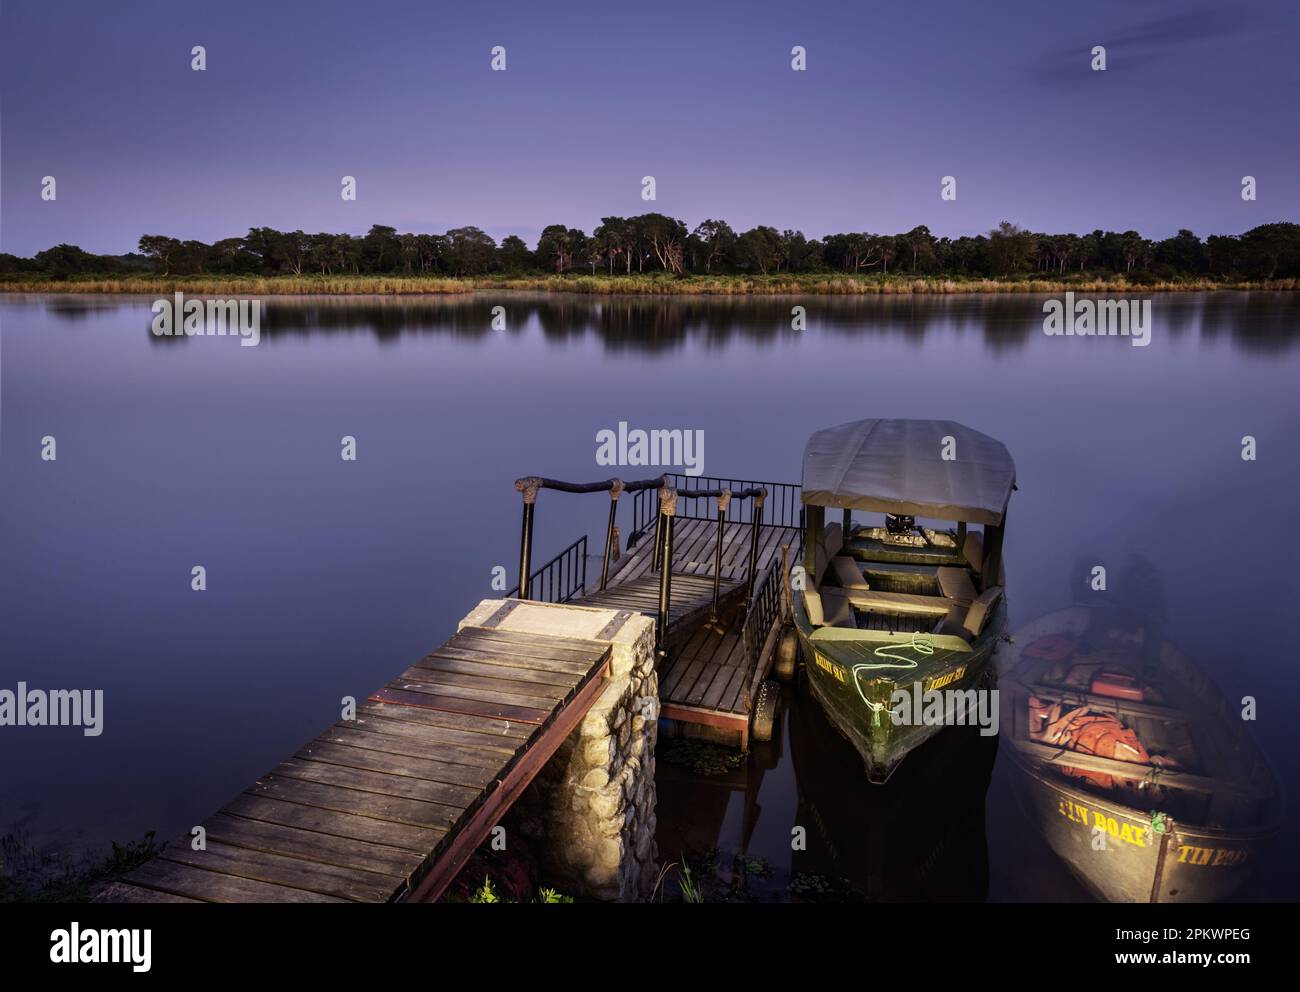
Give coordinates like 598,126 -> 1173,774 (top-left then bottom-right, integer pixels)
848,632 -> 937,712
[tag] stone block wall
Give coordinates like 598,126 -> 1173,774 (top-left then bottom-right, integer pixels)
460,600 -> 659,902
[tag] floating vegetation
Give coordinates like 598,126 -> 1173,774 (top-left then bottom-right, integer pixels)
658,738 -> 744,776
787,872 -> 864,903
735,855 -> 770,878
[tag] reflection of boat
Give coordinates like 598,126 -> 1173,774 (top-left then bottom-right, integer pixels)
999,606 -> 1282,902
793,419 -> 1015,782
788,672 -> 996,900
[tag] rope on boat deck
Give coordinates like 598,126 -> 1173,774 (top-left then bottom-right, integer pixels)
850,631 -> 936,722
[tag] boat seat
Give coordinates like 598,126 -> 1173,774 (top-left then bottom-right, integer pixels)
831,555 -> 870,590
822,521 -> 843,558
963,586 -> 1002,637
934,585 -> 1003,641
937,566 -> 976,603
814,521 -> 844,584
819,588 -> 858,628
962,531 -> 983,573
844,589 -> 952,618
804,587 -> 825,626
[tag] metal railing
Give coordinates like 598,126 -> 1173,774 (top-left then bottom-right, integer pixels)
739,535 -> 802,708
631,473 -> 802,541
740,559 -> 784,710
511,473 -> 775,656
505,534 -> 587,604
513,475 -> 665,601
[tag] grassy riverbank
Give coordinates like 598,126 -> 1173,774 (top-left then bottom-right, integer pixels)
2,272 -> 1296,296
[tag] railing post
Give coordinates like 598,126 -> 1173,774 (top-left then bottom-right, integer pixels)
651,505 -> 664,572
708,489 -> 731,631
514,476 -> 541,600
781,542 -> 792,623
656,486 -> 677,656
745,488 -> 766,605
600,479 -> 624,591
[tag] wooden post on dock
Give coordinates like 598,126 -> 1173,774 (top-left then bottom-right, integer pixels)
656,486 -> 676,655
707,489 -> 730,631
600,479 -> 624,591
515,476 -> 541,599
745,488 -> 766,605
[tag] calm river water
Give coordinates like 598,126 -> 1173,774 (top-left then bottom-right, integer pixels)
2,292 -> 1297,900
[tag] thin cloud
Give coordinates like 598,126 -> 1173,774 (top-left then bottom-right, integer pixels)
1026,3 -> 1251,85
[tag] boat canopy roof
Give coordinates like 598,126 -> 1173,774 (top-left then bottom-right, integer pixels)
800,419 -> 1016,525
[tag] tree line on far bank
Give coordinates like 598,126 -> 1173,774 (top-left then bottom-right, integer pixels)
5,218 -> 1300,281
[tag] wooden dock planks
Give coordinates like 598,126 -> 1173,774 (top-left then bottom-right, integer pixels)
110,626 -> 613,904
596,516 -> 801,740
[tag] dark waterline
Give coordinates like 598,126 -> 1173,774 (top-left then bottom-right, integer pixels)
2,292 -> 1297,900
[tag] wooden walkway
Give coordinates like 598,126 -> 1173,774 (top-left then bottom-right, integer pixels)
102,613 -> 617,903
578,516 -> 800,746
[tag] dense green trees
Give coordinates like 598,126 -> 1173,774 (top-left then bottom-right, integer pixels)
4,219 -> 1300,281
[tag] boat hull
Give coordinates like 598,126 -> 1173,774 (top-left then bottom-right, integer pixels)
794,598 -> 1004,783
1007,750 -> 1274,902
999,605 -> 1282,902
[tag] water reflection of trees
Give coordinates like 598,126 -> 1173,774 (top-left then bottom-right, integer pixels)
34,292 -> 1300,354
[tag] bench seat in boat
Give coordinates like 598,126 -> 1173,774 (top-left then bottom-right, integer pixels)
844,588 -> 953,618
804,586 -> 858,628
937,566 -> 977,603
831,555 -> 871,590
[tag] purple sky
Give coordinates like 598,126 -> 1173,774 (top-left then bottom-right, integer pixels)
2,0 -> 1297,256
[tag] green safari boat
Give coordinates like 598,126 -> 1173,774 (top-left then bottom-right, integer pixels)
793,419 -> 1015,783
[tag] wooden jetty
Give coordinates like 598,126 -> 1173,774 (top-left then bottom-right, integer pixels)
103,470 -> 802,903
513,472 -> 803,747
102,608 -> 623,903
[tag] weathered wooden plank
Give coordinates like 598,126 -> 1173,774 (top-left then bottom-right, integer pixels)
222,793 -> 446,853
272,757 -> 480,810
247,775 -> 462,829
319,724 -> 509,769
125,857 -> 346,904
369,686 -> 549,724
158,840 -> 398,902
359,698 -> 530,740
94,882 -> 202,904
411,653 -> 582,687
392,670 -> 570,708
701,635 -> 748,711
296,739 -> 496,790
454,627 -> 609,656
422,643 -> 594,675
204,812 -> 414,878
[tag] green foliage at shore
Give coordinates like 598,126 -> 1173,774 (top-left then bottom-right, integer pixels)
4,218 -> 1300,291
0,830 -> 158,903
462,876 -> 574,904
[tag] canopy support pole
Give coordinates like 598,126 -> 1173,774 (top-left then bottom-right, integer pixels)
982,522 -> 1005,592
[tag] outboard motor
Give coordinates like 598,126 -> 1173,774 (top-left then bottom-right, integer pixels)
885,513 -> 916,535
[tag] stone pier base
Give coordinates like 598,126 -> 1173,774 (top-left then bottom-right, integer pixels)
460,600 -> 659,902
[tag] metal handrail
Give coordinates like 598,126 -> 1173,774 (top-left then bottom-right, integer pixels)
631,473 -> 802,538
505,534 -> 587,604
510,472 -> 793,659
740,559 -> 783,710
